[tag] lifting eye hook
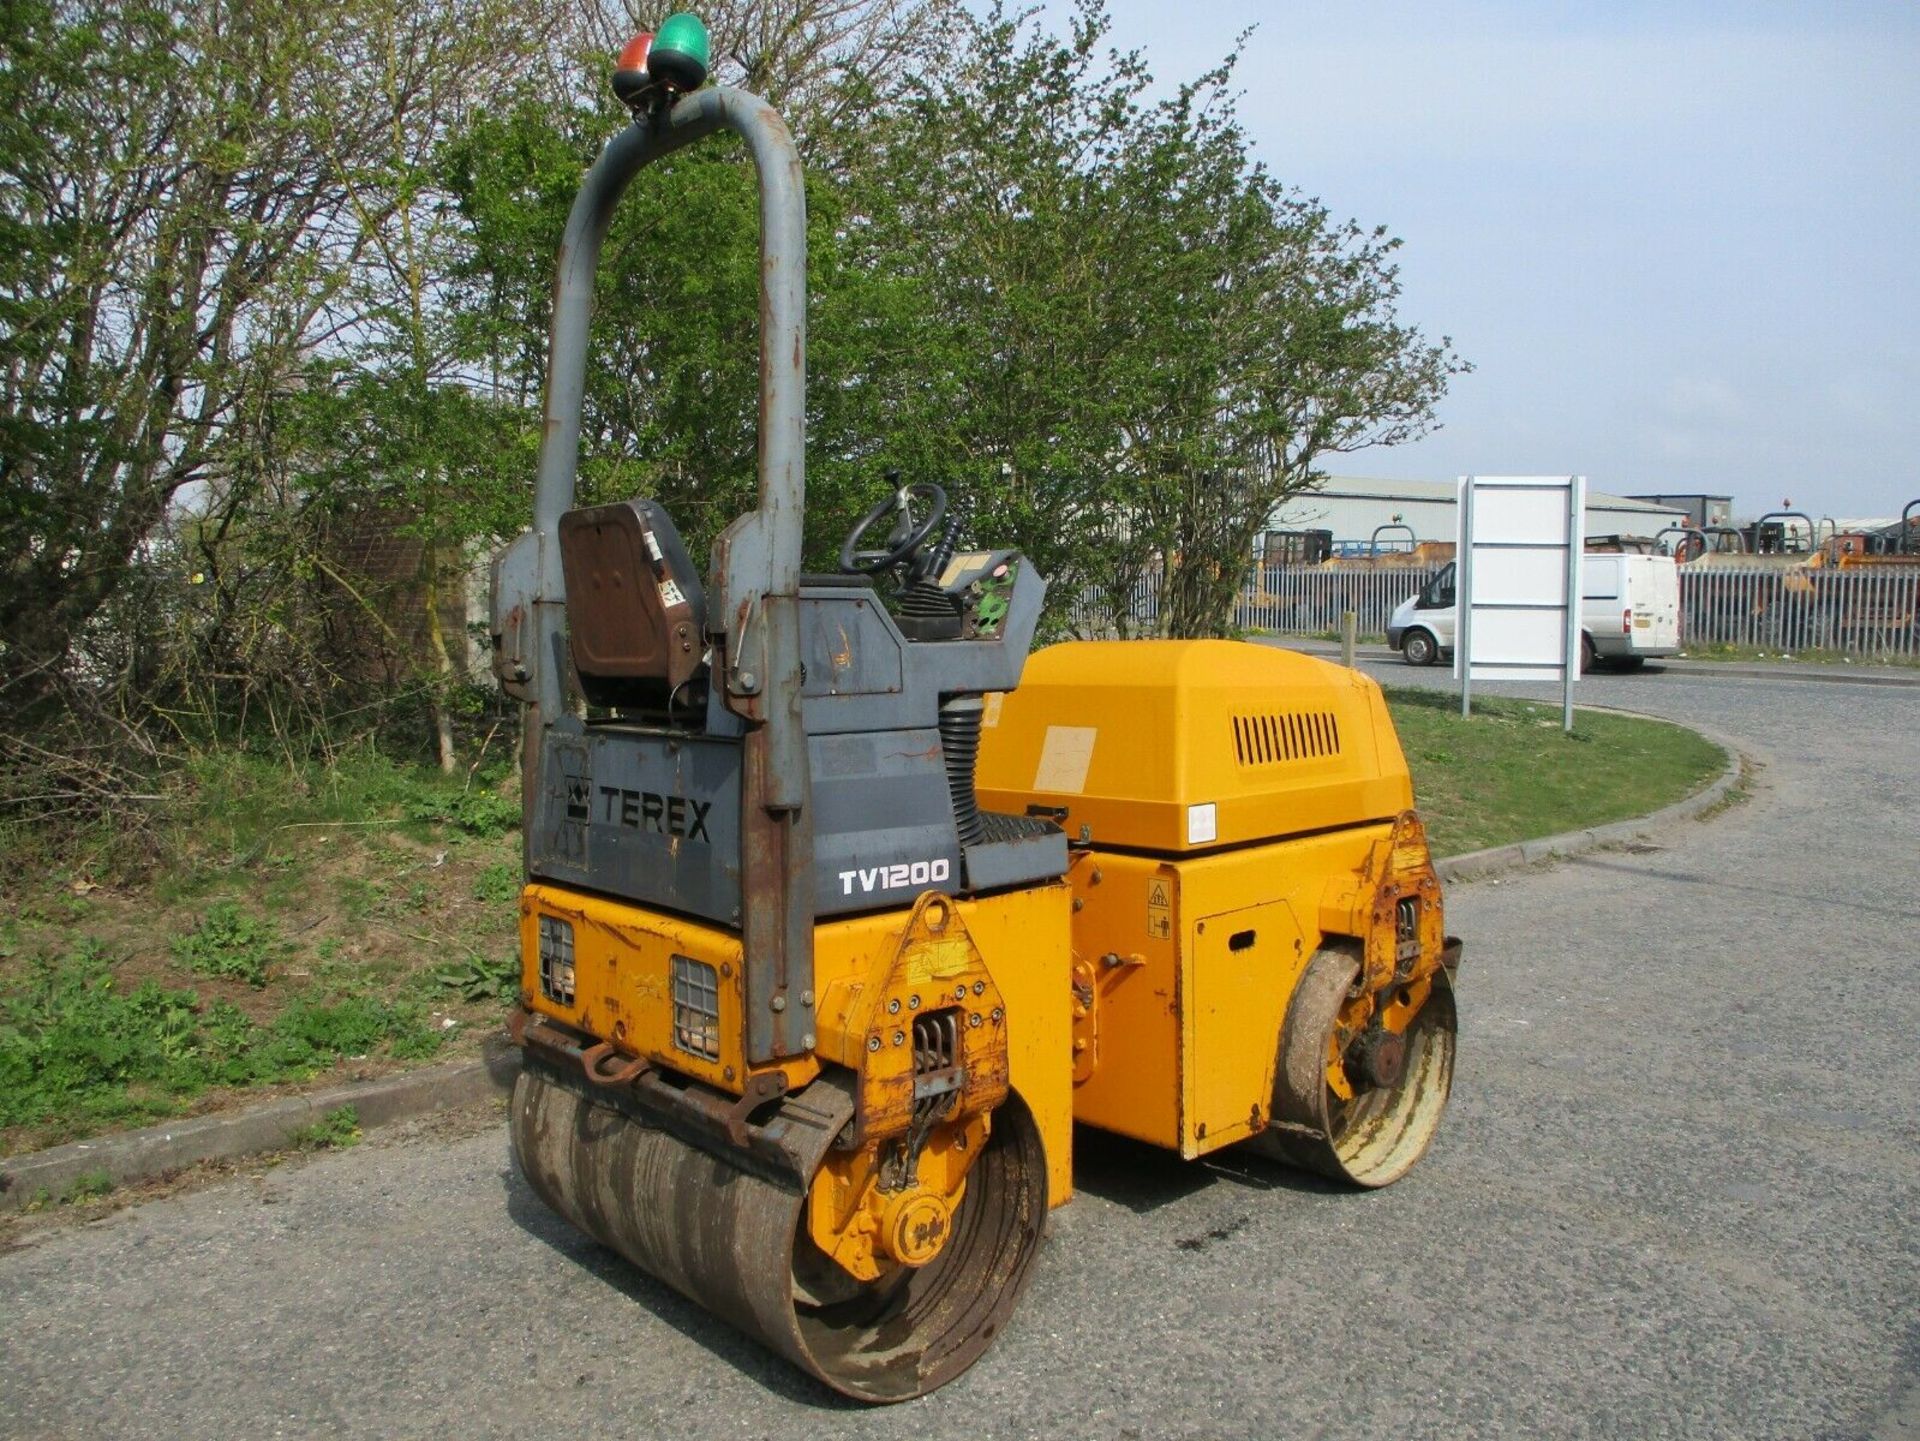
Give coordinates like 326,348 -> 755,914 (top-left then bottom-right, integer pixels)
580,1041 -> 652,1088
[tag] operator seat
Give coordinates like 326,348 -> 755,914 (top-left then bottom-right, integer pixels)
558,498 -> 707,708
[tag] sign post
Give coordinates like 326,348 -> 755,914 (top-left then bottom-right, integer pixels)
1455,475 -> 1586,731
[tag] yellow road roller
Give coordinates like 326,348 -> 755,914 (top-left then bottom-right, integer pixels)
490,22 -> 1459,1403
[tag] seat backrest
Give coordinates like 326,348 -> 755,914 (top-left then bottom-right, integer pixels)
558,498 -> 707,707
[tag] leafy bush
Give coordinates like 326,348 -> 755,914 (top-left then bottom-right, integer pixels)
64,1169 -> 114,1202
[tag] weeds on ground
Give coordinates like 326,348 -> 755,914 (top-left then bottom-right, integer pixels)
471,862 -> 518,904
288,1105 -> 361,1151
18,1170 -> 117,1214
1676,642 -> 1920,669
432,952 -> 520,1004
1,740 -> 520,1156
403,787 -> 519,838
63,1169 -> 114,1202
0,945 -> 444,1146
170,902 -> 284,986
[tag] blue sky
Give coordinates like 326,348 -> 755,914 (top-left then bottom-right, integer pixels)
1088,1 -> 1920,519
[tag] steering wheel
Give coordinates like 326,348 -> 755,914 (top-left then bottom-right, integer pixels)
838,479 -> 947,575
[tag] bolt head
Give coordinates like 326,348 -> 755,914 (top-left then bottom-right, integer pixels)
771,995 -> 786,1012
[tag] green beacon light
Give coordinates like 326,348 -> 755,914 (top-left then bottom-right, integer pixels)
649,13 -> 711,93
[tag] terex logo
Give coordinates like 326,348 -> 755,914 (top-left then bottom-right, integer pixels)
839,858 -> 951,896
597,785 -> 712,841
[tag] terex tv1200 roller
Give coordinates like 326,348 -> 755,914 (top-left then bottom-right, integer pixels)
492,15 -> 1461,1402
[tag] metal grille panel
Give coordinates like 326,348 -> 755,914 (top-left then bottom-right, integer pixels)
670,954 -> 721,1060
538,915 -> 575,1006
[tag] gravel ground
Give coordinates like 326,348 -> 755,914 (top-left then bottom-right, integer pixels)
4,664 -> 1916,1441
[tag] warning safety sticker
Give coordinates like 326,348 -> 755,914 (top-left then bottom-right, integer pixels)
1146,876 -> 1171,939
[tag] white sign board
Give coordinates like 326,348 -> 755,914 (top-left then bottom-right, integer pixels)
1455,475 -> 1586,728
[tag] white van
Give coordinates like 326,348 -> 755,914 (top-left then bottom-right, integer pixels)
1387,553 -> 1681,670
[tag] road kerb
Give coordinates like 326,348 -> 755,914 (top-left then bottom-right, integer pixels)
1437,719 -> 1746,885
1,1041 -> 521,1212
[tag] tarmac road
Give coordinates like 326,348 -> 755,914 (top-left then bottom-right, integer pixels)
4,663 -> 1917,1441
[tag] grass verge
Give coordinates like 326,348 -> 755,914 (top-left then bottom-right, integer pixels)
1385,688 -> 1727,857
0,747 -> 520,1158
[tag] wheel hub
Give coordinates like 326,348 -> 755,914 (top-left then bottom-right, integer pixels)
879,1188 -> 954,1267
1347,1026 -> 1407,1088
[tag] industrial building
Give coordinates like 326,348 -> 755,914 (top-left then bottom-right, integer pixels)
1627,493 -> 1733,529
1265,476 -> 1685,555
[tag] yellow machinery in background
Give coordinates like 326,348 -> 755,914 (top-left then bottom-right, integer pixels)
495,24 -> 1460,1404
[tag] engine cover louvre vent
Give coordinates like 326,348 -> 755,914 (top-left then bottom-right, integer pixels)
1231,710 -> 1342,767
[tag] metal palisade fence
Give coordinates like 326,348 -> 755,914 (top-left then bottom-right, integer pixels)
1070,562 -> 1920,660
1236,565 -> 1438,637
1066,565 -> 1438,638
1677,564 -> 1920,659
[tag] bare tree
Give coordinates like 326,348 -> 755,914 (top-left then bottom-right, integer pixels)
0,0 -> 551,721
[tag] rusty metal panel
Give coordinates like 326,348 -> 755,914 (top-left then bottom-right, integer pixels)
799,591 -> 904,701
557,499 -> 706,703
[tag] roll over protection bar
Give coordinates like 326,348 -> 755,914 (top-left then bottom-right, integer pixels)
528,88 -> 814,1064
